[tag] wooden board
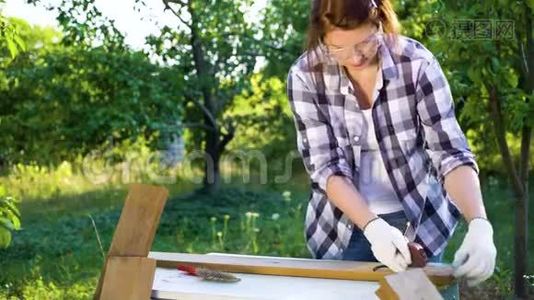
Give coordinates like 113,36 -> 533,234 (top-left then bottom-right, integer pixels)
376,268 -> 443,300
148,251 -> 455,286
376,277 -> 399,300
94,183 -> 169,300
152,267 -> 380,300
100,256 -> 156,300
108,183 -> 168,256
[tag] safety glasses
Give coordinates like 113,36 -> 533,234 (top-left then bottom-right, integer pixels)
323,26 -> 383,63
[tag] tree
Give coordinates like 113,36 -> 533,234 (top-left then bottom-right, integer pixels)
409,1 -> 533,297
0,4 -> 23,249
224,73 -> 296,182
1,8 -> 184,165
258,0 -> 310,79
141,0 -> 261,193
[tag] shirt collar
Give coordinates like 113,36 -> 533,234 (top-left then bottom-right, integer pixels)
378,34 -> 399,80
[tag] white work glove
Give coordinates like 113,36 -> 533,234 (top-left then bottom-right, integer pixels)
452,218 -> 497,287
363,217 -> 412,272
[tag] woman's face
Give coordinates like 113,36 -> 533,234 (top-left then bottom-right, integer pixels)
323,22 -> 380,70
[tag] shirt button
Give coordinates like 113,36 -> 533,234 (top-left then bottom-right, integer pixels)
347,224 -> 352,229
353,136 -> 360,143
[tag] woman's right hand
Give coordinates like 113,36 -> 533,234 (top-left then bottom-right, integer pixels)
362,217 -> 412,272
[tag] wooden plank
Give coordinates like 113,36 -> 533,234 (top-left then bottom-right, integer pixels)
94,183 -> 169,299
376,268 -> 443,300
148,252 -> 455,286
108,183 -> 168,256
376,277 -> 399,300
152,267 -> 380,300
100,256 -> 156,300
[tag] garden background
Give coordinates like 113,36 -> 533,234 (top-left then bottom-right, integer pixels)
0,0 -> 533,299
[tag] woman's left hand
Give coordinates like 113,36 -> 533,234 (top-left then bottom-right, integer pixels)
452,218 -> 497,286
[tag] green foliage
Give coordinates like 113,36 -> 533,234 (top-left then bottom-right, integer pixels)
0,18 -> 184,165
4,17 -> 60,52
0,185 -> 21,249
0,135 -> 194,203
225,73 -> 295,159
0,170 -> 310,298
28,0 -> 125,50
0,12 -> 23,251
144,0 -> 262,155
0,16 -> 26,59
259,0 -> 310,78
395,0 -> 534,173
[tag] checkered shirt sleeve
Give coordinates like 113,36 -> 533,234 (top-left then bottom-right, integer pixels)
415,57 -> 480,183
286,67 -> 353,193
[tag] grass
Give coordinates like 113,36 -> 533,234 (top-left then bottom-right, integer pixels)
0,160 -> 532,299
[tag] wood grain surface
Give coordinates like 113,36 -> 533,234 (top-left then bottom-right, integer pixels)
149,251 -> 455,286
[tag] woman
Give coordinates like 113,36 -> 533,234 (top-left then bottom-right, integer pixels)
286,0 -> 496,287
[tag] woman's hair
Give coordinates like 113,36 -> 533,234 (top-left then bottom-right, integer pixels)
305,0 -> 401,67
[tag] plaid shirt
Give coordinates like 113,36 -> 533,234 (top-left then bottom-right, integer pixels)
286,34 -> 479,260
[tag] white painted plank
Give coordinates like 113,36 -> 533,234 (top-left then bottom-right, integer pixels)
151,267 -> 380,300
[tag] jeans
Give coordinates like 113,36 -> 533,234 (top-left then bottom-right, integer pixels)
341,210 -> 444,263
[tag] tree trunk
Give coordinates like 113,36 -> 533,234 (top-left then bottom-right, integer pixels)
515,125 -> 531,298
202,128 -> 221,194
514,5 -> 533,297
188,1 -> 222,194
488,85 -> 531,298
164,0 -> 238,194
514,187 -> 528,298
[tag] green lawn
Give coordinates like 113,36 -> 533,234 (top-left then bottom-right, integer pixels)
0,169 -> 532,299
